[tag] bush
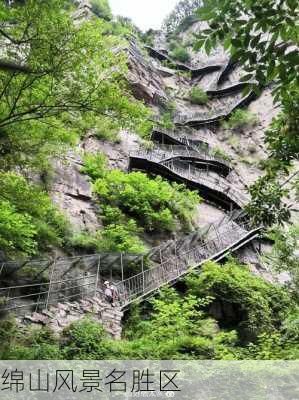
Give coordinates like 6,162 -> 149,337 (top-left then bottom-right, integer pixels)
159,112 -> 175,130
186,259 -> 292,336
170,46 -> 191,63
68,232 -> 101,252
189,87 -> 209,105
90,0 -> 112,20
93,170 -> 200,233
211,147 -> 231,161
0,172 -> 69,257
63,318 -> 109,359
98,221 -> 147,253
223,109 -> 259,130
81,153 -> 107,181
93,117 -> 120,142
0,200 -> 37,256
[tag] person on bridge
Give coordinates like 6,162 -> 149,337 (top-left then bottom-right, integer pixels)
104,281 -> 113,305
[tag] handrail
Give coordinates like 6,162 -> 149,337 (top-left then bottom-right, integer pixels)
129,154 -> 248,208
144,45 -> 226,74
115,220 -> 261,307
174,90 -> 255,125
131,144 -> 231,168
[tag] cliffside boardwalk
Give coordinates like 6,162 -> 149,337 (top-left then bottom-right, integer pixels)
0,215 -> 261,315
0,40 -> 262,332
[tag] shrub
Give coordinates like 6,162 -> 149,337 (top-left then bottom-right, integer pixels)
93,117 -> 120,142
90,0 -> 112,20
170,46 -> 191,63
223,109 -> 259,130
93,170 -> 200,233
0,200 -> 37,256
81,153 -> 107,181
98,221 -> 147,253
0,172 -> 69,257
62,318 -> 110,359
211,147 -> 231,161
68,232 -> 101,252
189,87 -> 209,105
159,112 -> 175,130
186,259 -> 292,336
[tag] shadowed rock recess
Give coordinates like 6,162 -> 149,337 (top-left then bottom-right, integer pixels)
0,4 -> 280,338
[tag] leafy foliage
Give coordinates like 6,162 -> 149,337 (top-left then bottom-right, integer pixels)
265,85 -> 299,167
93,170 -> 200,233
170,46 -> 191,63
194,0 -> 298,99
98,221 -> 147,253
2,259 -> 298,360
246,175 -> 292,226
189,86 -> 209,105
67,231 -> 101,253
186,259 -> 292,336
223,109 -> 259,130
163,0 -> 202,33
90,0 -> 112,20
0,200 -> 37,256
194,0 -> 299,217
264,225 -> 299,292
0,172 -> 69,257
81,153 -> 107,181
0,0 -> 151,171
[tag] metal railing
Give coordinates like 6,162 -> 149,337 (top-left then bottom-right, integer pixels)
0,214 -> 259,314
115,219 -> 260,307
152,126 -> 218,148
130,153 -> 248,208
144,45 -> 226,72
131,144 -> 231,168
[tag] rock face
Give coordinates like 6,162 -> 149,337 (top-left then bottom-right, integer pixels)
19,296 -> 123,339
127,40 -> 168,106
51,150 -> 100,233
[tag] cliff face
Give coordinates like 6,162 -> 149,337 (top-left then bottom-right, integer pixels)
49,21 -> 276,241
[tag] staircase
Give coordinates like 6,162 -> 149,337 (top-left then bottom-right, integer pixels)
114,219 -> 261,308
130,152 -> 247,210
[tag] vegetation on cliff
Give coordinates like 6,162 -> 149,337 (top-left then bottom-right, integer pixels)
0,0 -> 298,362
1,259 -> 298,360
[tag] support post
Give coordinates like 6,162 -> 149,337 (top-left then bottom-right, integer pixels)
174,237 -> 180,276
94,256 -> 101,297
45,257 -> 56,310
120,253 -> 124,282
141,256 -> 145,292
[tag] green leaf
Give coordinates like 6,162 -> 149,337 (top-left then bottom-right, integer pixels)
223,36 -> 231,50
240,74 -> 253,82
204,38 -> 212,55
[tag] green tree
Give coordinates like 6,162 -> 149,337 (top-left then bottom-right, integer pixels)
193,0 -> 299,221
0,200 -> 37,256
0,0 -> 151,171
245,175 -> 292,226
195,0 -> 298,100
186,259 -> 292,336
0,172 -> 69,257
264,225 -> 299,292
163,0 -> 202,33
90,0 -> 112,20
